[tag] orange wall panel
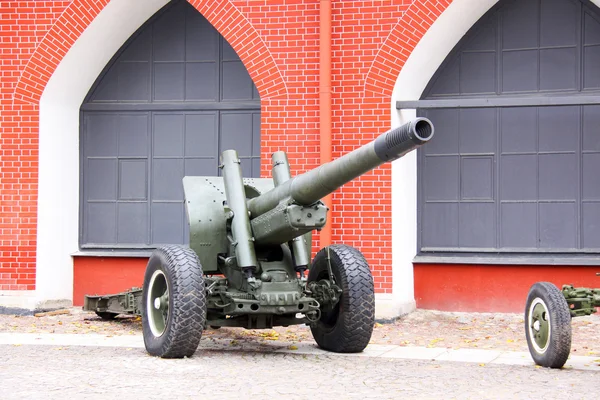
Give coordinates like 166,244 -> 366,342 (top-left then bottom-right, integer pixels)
414,264 -> 600,312
73,257 -> 148,306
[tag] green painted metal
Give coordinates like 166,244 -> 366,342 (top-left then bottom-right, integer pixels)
221,149 -> 259,270
529,300 -> 550,352
83,288 -> 142,316
85,119 -> 434,332
246,118 -> 433,217
189,118 -> 432,328
562,284 -> 600,317
271,151 -> 311,269
183,177 -> 274,273
147,269 -> 169,336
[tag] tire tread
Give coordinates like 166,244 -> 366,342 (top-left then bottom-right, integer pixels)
524,281 -> 571,368
309,244 -> 375,353
142,245 -> 206,358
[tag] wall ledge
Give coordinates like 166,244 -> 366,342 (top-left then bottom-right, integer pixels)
414,253 -> 600,266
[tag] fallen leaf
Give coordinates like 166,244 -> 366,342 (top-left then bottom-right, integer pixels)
289,345 -> 298,350
259,330 -> 280,340
427,338 -> 444,347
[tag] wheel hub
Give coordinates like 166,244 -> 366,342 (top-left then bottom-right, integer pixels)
528,297 -> 550,353
147,269 -> 169,337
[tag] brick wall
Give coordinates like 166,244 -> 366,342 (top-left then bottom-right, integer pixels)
0,1 -> 72,290
0,0 -> 450,294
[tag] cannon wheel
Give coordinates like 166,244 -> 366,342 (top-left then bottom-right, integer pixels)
308,244 -> 375,353
524,282 -> 572,368
142,245 -> 206,358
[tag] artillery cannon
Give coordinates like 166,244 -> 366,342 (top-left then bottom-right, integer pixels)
524,276 -> 600,368
84,118 -> 434,358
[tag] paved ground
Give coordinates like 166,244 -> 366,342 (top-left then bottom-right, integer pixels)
0,335 -> 598,399
0,308 -> 598,398
2,307 -> 599,354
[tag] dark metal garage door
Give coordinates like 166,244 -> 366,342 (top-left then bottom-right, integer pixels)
398,0 -> 600,254
80,0 -> 260,249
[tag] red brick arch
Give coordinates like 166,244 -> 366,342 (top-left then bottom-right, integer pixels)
363,0 -> 452,96
14,0 -> 287,105
188,0 -> 287,99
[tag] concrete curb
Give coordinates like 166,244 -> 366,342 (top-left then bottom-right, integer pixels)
1,332 -> 598,371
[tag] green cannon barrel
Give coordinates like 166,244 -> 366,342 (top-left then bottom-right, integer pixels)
247,118 -> 434,218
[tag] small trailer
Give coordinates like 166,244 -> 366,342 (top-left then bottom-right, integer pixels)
84,118 -> 434,358
524,276 -> 600,368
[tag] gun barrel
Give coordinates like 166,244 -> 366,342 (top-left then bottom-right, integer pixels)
247,118 -> 434,218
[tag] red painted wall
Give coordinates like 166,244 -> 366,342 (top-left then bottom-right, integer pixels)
414,264 -> 600,312
73,259 -> 600,310
73,258 -> 147,305
1,0 -> 451,296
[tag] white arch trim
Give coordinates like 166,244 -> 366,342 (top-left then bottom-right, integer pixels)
382,0 -> 600,318
0,0 -> 169,311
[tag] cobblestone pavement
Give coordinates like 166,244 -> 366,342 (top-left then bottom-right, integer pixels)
0,342 -> 598,400
1,308 -> 599,355
1,308 -> 598,399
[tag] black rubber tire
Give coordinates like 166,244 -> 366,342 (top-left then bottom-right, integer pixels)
524,282 -> 572,368
95,311 -> 118,320
307,244 -> 375,353
141,245 -> 206,358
